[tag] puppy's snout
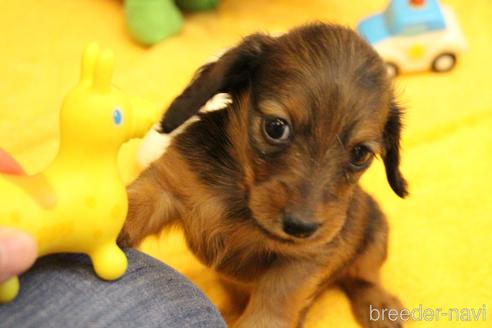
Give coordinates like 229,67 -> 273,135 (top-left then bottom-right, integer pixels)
282,215 -> 320,238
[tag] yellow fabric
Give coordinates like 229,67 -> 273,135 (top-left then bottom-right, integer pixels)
0,1 -> 490,327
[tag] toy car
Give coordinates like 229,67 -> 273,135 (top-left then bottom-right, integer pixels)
357,0 -> 466,77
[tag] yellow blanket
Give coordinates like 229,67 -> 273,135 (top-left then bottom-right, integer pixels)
1,1 -> 490,327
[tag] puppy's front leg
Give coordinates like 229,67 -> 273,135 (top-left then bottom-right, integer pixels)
234,259 -> 321,328
118,164 -> 182,247
339,207 -> 404,328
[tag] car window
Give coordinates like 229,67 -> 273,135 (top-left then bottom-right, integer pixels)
400,23 -> 429,35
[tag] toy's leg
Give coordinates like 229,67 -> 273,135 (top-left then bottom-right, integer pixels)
0,276 -> 19,303
89,243 -> 128,281
124,0 -> 183,46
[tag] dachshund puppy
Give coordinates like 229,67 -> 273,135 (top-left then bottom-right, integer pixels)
120,23 -> 408,328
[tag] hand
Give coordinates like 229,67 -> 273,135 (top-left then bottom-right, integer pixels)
0,151 -> 36,282
0,228 -> 37,283
0,148 -> 25,175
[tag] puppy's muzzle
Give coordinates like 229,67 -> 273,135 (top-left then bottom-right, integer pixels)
282,215 -> 320,238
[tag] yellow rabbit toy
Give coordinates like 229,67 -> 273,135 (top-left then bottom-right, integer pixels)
0,43 -> 161,303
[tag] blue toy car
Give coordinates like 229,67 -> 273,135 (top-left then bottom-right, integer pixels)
357,0 -> 466,76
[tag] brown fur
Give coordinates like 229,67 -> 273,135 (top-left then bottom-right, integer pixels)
119,23 -> 408,328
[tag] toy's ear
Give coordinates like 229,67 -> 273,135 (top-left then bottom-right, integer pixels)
81,43 -> 100,84
382,100 -> 408,198
160,33 -> 273,133
93,49 -> 115,92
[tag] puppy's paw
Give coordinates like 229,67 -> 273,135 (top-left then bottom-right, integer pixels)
117,228 -> 135,248
219,304 -> 242,327
346,281 -> 405,328
363,295 -> 404,328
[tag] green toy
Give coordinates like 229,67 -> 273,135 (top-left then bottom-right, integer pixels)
124,0 -> 219,46
175,0 -> 219,11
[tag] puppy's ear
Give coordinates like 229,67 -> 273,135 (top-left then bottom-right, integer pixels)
160,34 -> 272,133
382,101 -> 408,198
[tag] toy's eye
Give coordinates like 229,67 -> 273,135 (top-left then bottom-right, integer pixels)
113,108 -> 123,126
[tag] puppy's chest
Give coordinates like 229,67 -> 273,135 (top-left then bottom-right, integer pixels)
184,229 -> 277,281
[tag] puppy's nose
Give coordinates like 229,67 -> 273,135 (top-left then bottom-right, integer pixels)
282,215 -> 320,238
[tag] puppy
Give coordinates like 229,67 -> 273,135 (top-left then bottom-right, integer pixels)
120,23 -> 408,328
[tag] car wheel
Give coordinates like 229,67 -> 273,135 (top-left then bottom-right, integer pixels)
385,63 -> 399,78
432,53 -> 456,72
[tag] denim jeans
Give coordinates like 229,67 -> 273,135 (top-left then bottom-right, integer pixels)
0,249 -> 226,328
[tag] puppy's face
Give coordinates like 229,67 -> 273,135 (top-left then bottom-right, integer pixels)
161,24 -> 407,244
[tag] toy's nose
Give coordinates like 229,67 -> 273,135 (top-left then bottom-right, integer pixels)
282,215 -> 320,238
129,97 -> 161,138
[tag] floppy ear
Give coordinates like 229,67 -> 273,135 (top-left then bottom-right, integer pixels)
382,101 -> 408,198
160,33 -> 272,133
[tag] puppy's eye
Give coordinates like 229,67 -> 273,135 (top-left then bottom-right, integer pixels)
262,117 -> 291,144
350,145 -> 373,170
